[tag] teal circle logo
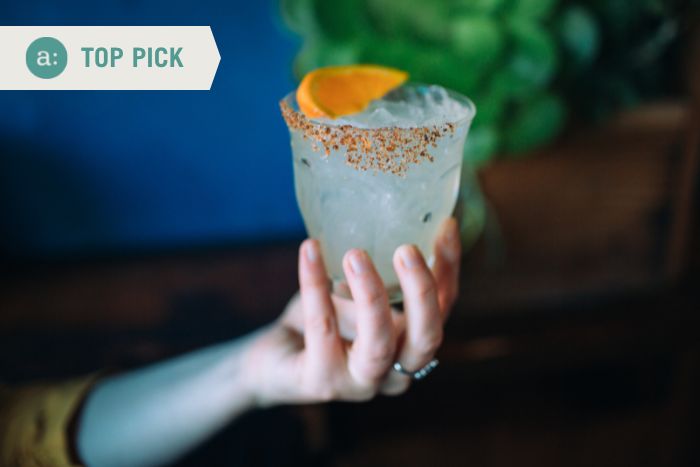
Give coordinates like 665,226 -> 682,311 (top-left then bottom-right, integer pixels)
26,37 -> 68,79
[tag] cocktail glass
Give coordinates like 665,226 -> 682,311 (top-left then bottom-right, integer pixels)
281,84 -> 475,303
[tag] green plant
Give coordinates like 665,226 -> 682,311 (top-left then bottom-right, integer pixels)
281,0 -> 569,167
280,0 -> 694,166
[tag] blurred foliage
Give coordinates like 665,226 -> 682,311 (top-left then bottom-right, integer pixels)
280,0 -> 697,166
561,0 -> 698,121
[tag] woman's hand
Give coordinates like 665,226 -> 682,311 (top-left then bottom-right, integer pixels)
244,218 -> 461,407
75,219 -> 461,466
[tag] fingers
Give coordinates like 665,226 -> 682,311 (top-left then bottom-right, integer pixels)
297,237 -> 453,402
391,244 -> 442,378
343,249 -> 396,387
432,217 -> 461,320
299,240 -> 344,380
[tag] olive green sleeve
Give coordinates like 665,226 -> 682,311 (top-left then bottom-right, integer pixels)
0,375 -> 99,467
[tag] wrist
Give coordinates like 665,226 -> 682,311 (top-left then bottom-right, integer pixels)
238,324 -> 276,411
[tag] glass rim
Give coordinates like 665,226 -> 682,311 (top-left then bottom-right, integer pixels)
280,82 -> 476,130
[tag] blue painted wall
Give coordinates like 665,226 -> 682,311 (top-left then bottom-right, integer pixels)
0,0 -> 304,258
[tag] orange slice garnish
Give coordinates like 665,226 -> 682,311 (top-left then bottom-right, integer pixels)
297,64 -> 409,119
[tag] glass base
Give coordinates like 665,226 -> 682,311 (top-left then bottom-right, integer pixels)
332,279 -> 403,305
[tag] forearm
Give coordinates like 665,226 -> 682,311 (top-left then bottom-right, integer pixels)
76,329 -> 263,467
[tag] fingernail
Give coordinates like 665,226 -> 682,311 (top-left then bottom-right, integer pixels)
445,219 -> 458,243
305,241 -> 318,263
399,245 -> 420,269
442,220 -> 460,263
349,250 -> 369,274
441,241 -> 459,263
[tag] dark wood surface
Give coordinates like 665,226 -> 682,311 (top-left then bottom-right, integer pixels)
458,102 -> 698,311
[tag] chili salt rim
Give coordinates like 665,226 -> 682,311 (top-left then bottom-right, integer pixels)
280,86 -> 475,177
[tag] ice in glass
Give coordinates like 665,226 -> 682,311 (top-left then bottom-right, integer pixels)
281,83 -> 475,302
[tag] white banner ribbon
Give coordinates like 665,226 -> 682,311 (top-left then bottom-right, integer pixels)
0,26 -> 221,90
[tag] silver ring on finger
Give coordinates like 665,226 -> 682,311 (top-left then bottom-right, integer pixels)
392,359 -> 439,380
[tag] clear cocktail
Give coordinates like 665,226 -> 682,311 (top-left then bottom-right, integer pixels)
281,83 -> 475,302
